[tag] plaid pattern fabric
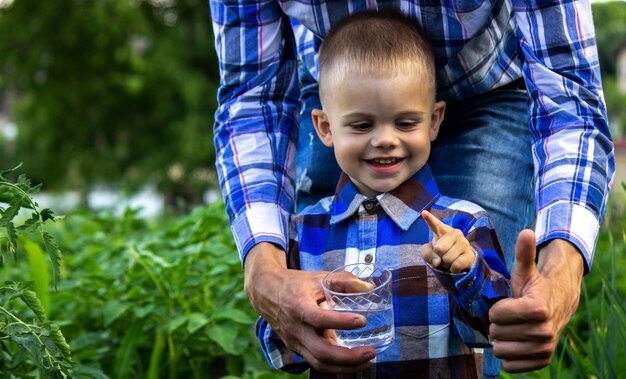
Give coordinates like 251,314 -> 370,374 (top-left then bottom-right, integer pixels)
209,0 -> 615,272
256,165 -> 512,378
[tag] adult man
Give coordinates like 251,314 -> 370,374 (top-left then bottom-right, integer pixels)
209,1 -> 615,376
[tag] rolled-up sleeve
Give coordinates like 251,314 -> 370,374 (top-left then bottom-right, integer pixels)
209,0 -> 300,262
512,0 -> 615,272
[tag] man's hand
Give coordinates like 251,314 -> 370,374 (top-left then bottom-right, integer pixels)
243,242 -> 376,373
420,210 -> 477,273
489,230 -> 584,372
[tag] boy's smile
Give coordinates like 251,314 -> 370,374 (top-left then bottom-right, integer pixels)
313,70 -> 445,197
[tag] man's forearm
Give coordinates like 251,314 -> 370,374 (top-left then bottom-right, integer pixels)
537,239 -> 584,324
244,242 -> 288,314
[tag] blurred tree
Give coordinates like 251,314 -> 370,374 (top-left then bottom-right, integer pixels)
593,1 -> 626,77
592,1 -> 626,137
0,0 -> 219,210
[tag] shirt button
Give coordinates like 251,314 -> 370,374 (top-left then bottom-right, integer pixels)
364,254 -> 373,263
464,280 -> 474,289
363,198 -> 379,212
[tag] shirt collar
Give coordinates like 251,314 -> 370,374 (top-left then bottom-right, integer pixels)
329,165 -> 440,230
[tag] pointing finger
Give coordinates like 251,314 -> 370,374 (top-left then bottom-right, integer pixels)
421,210 -> 452,240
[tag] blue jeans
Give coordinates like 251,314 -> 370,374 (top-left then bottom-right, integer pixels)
295,66 -> 534,377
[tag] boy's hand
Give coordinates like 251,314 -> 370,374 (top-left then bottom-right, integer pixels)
420,210 -> 476,273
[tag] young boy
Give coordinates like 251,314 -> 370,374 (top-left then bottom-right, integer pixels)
256,9 -> 511,378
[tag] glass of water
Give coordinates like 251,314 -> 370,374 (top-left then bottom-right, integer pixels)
322,263 -> 394,353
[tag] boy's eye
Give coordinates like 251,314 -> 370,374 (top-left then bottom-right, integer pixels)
349,122 -> 373,131
396,120 -> 419,129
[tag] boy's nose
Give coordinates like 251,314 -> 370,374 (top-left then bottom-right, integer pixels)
371,126 -> 397,147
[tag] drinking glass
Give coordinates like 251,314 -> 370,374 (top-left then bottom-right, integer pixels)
322,263 -> 394,352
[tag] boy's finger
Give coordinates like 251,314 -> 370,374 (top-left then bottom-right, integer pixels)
421,210 -> 452,239
420,243 -> 441,268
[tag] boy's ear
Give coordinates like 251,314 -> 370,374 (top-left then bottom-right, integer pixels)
311,109 -> 334,147
429,100 -> 446,141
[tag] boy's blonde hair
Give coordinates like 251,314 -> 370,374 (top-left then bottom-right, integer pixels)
318,9 -> 436,103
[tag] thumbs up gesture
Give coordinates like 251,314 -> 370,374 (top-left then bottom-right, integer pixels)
420,210 -> 477,274
488,229 -> 584,372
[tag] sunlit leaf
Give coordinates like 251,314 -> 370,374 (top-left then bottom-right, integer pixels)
103,300 -> 130,327
163,315 -> 188,333
207,324 -> 238,355
20,290 -> 47,321
0,196 -> 22,227
211,308 -> 255,324
10,333 -> 42,363
28,182 -> 43,195
50,324 -> 72,361
207,263 -> 230,276
17,213 -> 41,232
23,239 -> 50,313
137,249 -> 171,268
16,174 -> 32,192
43,231 -> 62,288
186,312 -> 209,334
133,303 -> 155,319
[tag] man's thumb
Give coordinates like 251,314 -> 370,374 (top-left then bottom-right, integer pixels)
511,229 -> 538,297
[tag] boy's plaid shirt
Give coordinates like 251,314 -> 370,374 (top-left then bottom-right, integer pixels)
209,0 -> 615,273
256,166 -> 512,378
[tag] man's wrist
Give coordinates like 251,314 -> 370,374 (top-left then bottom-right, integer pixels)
536,238 -> 584,321
243,242 -> 287,302
536,238 -> 584,279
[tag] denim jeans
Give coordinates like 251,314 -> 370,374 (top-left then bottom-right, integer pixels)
295,65 -> 534,377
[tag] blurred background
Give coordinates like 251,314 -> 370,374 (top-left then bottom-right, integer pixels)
0,0 -> 625,213
0,1 -> 625,378
0,0 -> 220,217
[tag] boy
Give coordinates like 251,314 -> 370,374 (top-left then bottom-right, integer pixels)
256,9 -> 511,378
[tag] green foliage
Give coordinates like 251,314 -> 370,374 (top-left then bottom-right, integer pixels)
591,1 -> 626,137
5,200 -> 302,378
601,78 -> 626,137
592,1 -> 626,77
0,164 -> 62,287
1,166 -> 72,378
0,0 -> 219,207
1,165 -> 297,378
1,283 -> 73,378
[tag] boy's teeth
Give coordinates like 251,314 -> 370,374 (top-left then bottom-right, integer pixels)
372,158 -> 397,164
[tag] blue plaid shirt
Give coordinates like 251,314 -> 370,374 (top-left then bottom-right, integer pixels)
209,1 -> 615,272
256,165 -> 512,377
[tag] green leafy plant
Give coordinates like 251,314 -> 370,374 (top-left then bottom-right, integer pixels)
1,164 -> 302,378
1,164 -> 72,377
25,203 -> 301,378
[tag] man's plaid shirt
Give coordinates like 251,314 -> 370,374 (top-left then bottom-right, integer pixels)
256,166 -> 512,378
209,0 -> 615,273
